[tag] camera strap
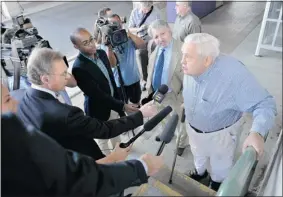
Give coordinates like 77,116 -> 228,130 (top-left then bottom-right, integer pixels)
138,6 -> 154,28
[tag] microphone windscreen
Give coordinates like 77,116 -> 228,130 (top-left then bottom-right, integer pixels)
159,114 -> 179,143
144,106 -> 172,131
158,84 -> 169,94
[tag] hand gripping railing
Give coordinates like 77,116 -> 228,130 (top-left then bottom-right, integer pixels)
216,133 -> 268,196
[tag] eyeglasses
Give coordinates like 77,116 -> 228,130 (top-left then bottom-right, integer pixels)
81,36 -> 96,46
49,71 -> 69,79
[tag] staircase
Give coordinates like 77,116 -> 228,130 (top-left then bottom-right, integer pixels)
133,166 -> 216,196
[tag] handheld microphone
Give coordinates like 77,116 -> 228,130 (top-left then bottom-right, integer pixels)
156,114 -> 179,156
119,106 -> 173,148
141,84 -> 169,105
152,84 -> 169,104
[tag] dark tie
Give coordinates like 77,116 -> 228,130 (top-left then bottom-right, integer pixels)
153,49 -> 165,91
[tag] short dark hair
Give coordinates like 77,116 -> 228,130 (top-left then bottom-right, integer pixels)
98,7 -> 111,18
24,18 -> 31,24
70,27 -> 87,45
108,14 -> 121,20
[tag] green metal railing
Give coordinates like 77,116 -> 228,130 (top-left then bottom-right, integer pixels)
217,134 -> 268,196
216,146 -> 258,196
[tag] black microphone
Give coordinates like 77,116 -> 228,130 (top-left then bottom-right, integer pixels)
141,84 -> 169,105
152,84 -> 169,104
143,105 -> 172,131
120,106 -> 173,148
156,114 -> 179,156
181,108 -> 185,123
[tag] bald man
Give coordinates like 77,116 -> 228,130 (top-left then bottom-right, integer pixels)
70,28 -> 140,155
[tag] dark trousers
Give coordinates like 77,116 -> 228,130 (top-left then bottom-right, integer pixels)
117,81 -> 141,104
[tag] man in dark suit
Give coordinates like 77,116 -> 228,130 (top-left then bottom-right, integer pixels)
1,84 -> 164,197
17,48 -> 157,162
70,28 -> 141,153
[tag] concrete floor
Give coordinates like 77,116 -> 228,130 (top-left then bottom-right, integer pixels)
59,1 -> 282,195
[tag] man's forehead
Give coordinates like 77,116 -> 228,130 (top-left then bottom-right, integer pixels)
76,30 -> 91,41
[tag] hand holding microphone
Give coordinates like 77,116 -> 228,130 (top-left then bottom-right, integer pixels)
139,101 -> 158,118
120,106 -> 173,148
110,143 -> 132,162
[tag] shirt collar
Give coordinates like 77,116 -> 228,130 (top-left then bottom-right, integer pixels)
178,11 -> 190,19
159,39 -> 173,52
80,52 -> 99,62
31,84 -> 58,98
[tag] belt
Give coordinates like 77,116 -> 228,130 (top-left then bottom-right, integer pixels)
189,124 -> 233,134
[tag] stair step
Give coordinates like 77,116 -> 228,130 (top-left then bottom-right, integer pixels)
133,166 -> 216,196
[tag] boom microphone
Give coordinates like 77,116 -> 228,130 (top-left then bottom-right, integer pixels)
143,106 -> 172,131
119,106 -> 173,148
156,114 -> 179,156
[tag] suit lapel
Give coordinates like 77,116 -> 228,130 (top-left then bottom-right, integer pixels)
78,53 -> 108,84
168,40 -> 180,84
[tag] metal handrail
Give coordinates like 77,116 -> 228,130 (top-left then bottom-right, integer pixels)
217,134 -> 268,196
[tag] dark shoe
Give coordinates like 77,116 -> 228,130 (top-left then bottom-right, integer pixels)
177,147 -> 185,156
124,194 -> 132,197
209,179 -> 221,191
155,135 -> 161,141
185,169 -> 208,181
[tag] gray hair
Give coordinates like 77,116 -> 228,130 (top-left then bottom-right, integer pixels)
27,47 -> 64,85
184,33 -> 220,61
176,1 -> 192,7
148,19 -> 171,38
140,1 -> 153,8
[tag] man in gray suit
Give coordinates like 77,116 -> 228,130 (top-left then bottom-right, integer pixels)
146,20 -> 189,155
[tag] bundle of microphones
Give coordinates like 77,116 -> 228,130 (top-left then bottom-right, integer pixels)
120,84 -> 178,157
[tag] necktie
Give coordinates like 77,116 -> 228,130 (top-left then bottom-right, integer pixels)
153,49 -> 165,91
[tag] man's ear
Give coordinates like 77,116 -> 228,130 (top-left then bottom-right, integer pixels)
40,75 -> 49,85
204,56 -> 213,68
74,44 -> 79,50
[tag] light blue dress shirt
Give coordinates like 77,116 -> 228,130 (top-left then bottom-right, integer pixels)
100,40 -> 140,87
183,55 -> 277,137
152,41 -> 173,89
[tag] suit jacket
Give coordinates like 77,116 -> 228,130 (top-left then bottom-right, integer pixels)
72,50 -> 125,121
146,38 -> 184,102
17,88 -> 143,160
2,113 -> 148,197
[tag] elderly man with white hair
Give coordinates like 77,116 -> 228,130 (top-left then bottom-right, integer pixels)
181,33 -> 277,191
173,1 -> 201,42
128,0 -> 161,91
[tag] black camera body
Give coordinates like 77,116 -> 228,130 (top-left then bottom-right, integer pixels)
96,17 -> 128,48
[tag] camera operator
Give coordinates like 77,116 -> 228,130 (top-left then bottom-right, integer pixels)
100,14 -> 145,105
128,1 -> 161,91
94,7 -> 113,40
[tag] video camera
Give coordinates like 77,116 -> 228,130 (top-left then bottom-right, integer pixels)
96,17 -> 128,48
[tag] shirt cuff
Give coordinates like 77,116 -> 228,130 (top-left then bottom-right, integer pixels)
137,158 -> 148,174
